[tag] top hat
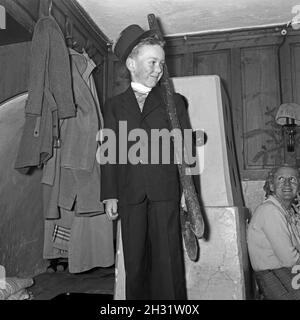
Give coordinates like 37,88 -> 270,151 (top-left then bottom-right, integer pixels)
114,24 -> 156,62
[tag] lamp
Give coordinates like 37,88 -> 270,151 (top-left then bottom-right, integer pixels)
276,103 -> 300,152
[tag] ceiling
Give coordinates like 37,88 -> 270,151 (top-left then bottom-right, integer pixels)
77,0 -> 300,43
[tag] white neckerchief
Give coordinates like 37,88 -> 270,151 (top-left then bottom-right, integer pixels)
131,82 -> 152,95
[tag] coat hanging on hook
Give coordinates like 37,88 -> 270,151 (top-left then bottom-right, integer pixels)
15,9 -> 76,174
65,16 -> 82,52
39,0 -> 53,18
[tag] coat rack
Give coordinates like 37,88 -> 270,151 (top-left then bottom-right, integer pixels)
36,0 -> 105,74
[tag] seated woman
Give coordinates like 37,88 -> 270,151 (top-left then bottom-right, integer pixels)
247,165 -> 300,300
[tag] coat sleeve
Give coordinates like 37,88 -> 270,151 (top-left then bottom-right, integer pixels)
25,18 -> 48,116
100,99 -> 119,201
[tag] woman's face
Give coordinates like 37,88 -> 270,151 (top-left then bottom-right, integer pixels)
271,167 -> 299,203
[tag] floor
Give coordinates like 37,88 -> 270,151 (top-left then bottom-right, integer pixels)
29,265 -> 115,300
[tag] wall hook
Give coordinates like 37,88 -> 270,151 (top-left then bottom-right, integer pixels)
65,15 -> 73,48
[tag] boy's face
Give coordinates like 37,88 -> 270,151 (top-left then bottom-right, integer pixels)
127,44 -> 165,88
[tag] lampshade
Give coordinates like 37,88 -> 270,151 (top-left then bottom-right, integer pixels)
275,103 -> 300,125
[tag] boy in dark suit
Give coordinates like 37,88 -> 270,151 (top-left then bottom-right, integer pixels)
101,24 -> 193,300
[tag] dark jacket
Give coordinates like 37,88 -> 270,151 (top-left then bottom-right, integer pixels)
101,85 -> 198,205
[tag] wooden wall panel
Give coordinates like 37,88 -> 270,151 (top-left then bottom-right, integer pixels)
290,43 -> 300,104
288,43 -> 300,163
241,46 -> 282,169
193,50 -> 230,82
166,54 -> 184,77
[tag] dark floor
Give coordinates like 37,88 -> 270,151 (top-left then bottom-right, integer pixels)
30,266 -> 115,300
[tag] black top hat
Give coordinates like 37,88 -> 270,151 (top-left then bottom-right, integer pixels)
114,24 -> 156,62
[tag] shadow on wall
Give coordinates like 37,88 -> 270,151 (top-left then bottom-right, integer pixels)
0,93 -> 46,277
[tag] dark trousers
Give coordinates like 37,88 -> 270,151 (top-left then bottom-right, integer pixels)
120,197 -> 186,300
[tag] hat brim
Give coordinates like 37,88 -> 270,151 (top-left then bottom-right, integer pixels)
120,29 -> 157,62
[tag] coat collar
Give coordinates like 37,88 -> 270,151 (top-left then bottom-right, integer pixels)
121,85 -> 163,120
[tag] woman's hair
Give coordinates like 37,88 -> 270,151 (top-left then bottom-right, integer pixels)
263,164 -> 300,197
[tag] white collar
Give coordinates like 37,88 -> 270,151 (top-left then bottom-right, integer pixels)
131,82 -> 152,94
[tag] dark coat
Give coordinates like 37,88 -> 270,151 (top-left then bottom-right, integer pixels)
101,85 -> 197,205
14,16 -> 76,174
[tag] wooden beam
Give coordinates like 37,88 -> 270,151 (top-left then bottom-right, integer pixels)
0,0 -> 35,33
